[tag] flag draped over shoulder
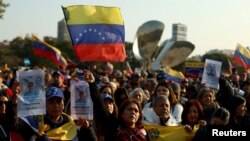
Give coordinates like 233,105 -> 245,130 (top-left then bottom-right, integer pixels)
62,5 -> 126,62
32,34 -> 68,68
165,67 -> 185,83
232,44 -> 250,69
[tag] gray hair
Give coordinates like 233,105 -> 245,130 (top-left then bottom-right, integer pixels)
152,95 -> 169,107
129,88 -> 147,101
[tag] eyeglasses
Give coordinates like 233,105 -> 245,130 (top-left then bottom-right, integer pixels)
0,101 -> 8,106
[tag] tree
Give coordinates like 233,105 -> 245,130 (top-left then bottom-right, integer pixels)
0,0 -> 9,19
202,52 -> 232,73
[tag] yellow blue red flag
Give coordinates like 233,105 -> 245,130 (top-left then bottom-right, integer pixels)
62,5 -> 126,62
165,67 -> 185,83
232,43 -> 250,69
32,34 -> 68,68
145,124 -> 198,141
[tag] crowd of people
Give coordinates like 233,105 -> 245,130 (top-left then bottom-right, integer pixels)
0,65 -> 250,141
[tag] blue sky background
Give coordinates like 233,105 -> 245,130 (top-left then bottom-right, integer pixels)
0,0 -> 250,56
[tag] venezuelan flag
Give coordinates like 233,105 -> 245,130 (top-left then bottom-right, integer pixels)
62,5 -> 126,62
32,34 -> 68,68
165,67 -> 185,83
145,124 -> 198,141
232,44 -> 250,69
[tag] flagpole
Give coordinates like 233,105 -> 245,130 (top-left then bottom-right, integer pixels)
61,5 -> 86,69
61,5 -> 76,58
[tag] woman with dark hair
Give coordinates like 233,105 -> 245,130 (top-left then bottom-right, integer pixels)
0,92 -> 11,141
116,99 -> 149,141
181,99 -> 206,131
95,93 -> 119,141
99,83 -> 114,97
114,87 -> 128,108
83,71 -> 118,141
227,95 -> 250,126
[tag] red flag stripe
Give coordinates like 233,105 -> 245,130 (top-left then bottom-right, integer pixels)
74,44 -> 126,62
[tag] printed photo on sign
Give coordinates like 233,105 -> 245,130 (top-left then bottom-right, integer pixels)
201,59 -> 222,89
70,80 -> 93,120
16,69 -> 46,117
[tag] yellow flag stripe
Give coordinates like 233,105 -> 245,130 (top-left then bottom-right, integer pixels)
31,34 -> 62,55
236,43 -> 250,59
64,5 -> 124,25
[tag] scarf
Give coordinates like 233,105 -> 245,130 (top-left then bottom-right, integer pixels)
38,113 -> 77,140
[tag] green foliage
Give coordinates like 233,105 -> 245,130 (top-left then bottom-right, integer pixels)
0,0 -> 9,19
56,41 -> 76,61
202,52 -> 232,73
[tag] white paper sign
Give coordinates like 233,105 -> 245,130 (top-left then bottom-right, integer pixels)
70,80 -> 93,120
17,69 -> 46,117
201,59 -> 222,89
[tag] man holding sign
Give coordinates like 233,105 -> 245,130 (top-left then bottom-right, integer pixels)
11,86 -> 97,141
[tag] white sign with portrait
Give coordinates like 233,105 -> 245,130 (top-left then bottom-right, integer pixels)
201,59 -> 222,89
16,69 -> 46,117
70,80 -> 93,120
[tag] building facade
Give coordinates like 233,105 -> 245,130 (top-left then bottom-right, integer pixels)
172,23 -> 187,41
57,19 -> 71,42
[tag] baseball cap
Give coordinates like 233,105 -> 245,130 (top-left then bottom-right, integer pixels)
102,94 -> 114,102
156,72 -> 168,81
52,71 -> 64,80
52,71 -> 62,76
46,87 -> 64,100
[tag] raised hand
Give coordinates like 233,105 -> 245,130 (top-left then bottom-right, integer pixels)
75,117 -> 90,128
83,70 -> 95,83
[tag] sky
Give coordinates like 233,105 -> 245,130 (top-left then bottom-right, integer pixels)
0,0 -> 250,57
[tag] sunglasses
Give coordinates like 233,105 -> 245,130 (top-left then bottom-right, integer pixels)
0,101 -> 8,106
